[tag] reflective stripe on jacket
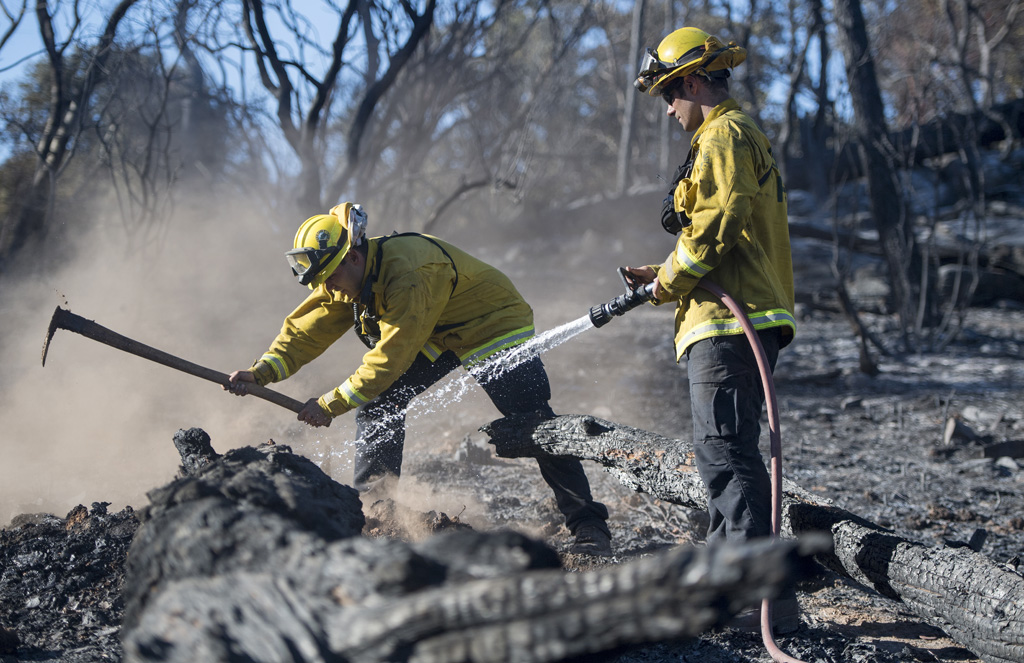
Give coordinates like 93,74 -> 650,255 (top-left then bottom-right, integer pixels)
250,234 -> 534,416
656,98 -> 796,360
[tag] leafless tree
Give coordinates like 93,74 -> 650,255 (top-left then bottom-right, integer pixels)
0,0 -> 27,57
777,0 -> 832,201
87,1 -> 229,253
235,0 -> 436,213
614,0 -> 643,195
365,0 -> 600,231
0,0 -> 142,272
356,0 -> 543,228
834,0 -> 934,349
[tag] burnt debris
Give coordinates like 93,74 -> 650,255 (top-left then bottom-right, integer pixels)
483,412 -> 1024,663
0,502 -> 139,661
116,429 -> 820,663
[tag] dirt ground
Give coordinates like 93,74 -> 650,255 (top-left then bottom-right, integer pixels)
388,302 -> 1023,663
2,198 -> 1023,661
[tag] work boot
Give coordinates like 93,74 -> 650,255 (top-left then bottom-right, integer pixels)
570,524 -> 613,556
726,593 -> 801,634
355,472 -> 399,505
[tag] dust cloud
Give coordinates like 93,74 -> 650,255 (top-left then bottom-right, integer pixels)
1,199 -> 349,525
0,192 -> 673,527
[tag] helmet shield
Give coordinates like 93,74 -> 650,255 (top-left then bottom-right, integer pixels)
635,49 -> 667,93
635,29 -> 746,96
285,242 -> 343,286
635,45 -> 706,93
289,214 -> 352,289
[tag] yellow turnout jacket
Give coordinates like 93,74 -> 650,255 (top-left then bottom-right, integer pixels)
656,98 -> 796,360
250,234 -> 535,416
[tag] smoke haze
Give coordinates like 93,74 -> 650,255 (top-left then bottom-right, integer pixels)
0,191 -> 679,526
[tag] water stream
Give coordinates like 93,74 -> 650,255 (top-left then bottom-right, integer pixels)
304,314 -> 597,471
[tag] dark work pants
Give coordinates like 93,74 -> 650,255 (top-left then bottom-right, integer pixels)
684,328 -> 782,545
354,350 -> 609,535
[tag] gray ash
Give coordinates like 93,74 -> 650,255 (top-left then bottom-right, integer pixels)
0,503 -> 139,661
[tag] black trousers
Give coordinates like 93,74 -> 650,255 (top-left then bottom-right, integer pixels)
354,349 -> 609,535
684,328 -> 782,545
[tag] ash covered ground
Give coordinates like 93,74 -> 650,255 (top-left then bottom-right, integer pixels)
3,304 -> 1022,662
2,199 -> 1023,662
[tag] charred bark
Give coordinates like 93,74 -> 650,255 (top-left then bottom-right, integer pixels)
482,413 -> 1024,663
120,428 -> 823,663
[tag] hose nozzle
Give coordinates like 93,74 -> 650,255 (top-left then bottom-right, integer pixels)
589,268 -> 657,328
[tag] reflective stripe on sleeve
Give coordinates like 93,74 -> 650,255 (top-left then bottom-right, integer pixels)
675,243 -> 712,278
460,326 -> 535,366
260,353 -> 290,381
336,379 -> 370,407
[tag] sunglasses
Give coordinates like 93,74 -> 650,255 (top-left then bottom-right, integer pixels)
661,82 -> 684,105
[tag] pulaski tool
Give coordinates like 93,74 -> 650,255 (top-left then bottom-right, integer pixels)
588,267 -> 657,328
42,306 -> 305,413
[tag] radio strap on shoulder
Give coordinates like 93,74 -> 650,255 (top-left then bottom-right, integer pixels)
353,233 -> 460,349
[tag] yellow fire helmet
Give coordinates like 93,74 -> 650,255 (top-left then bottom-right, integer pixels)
634,27 -> 747,96
285,202 -> 368,289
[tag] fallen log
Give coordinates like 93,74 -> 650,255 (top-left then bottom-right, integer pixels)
481,412 -> 1024,663
120,428 -> 825,663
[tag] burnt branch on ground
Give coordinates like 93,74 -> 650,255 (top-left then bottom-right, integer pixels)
482,412 -> 1024,663
118,430 -> 824,663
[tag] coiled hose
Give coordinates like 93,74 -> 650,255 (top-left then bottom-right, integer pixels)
697,278 -> 804,663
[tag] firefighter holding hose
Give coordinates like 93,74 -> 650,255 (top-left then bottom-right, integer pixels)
628,27 -> 799,631
225,203 -> 611,556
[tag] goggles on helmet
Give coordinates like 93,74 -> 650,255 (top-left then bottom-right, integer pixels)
634,44 -> 706,93
286,228 -> 345,286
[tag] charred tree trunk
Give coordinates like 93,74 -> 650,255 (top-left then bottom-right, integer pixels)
482,413 -> 1024,663
120,428 -> 822,663
834,0 -> 933,339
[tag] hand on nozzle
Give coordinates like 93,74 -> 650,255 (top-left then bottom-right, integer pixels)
622,266 -> 661,300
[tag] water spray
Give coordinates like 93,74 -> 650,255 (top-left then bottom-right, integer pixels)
588,268 -> 657,328
588,271 -> 804,663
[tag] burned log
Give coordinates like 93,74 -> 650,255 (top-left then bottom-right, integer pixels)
482,413 -> 1024,663
120,428 -> 824,663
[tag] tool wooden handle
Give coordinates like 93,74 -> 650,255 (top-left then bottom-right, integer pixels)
51,308 -> 306,414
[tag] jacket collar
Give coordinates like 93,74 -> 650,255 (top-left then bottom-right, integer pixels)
690,97 -> 739,148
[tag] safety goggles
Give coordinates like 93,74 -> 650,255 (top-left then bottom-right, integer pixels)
634,45 -> 705,93
286,229 -> 344,286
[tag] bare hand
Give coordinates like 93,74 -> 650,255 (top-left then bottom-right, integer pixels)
298,399 -> 332,428
623,265 -> 663,300
225,370 -> 256,396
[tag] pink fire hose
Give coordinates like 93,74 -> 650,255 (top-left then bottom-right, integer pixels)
697,278 -> 804,663
590,270 -> 807,662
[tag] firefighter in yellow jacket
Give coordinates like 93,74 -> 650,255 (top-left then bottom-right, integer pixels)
627,28 -> 799,629
226,203 -> 611,555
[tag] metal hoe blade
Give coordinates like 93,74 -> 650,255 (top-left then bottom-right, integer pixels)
41,305 -> 68,367
40,305 -> 305,414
